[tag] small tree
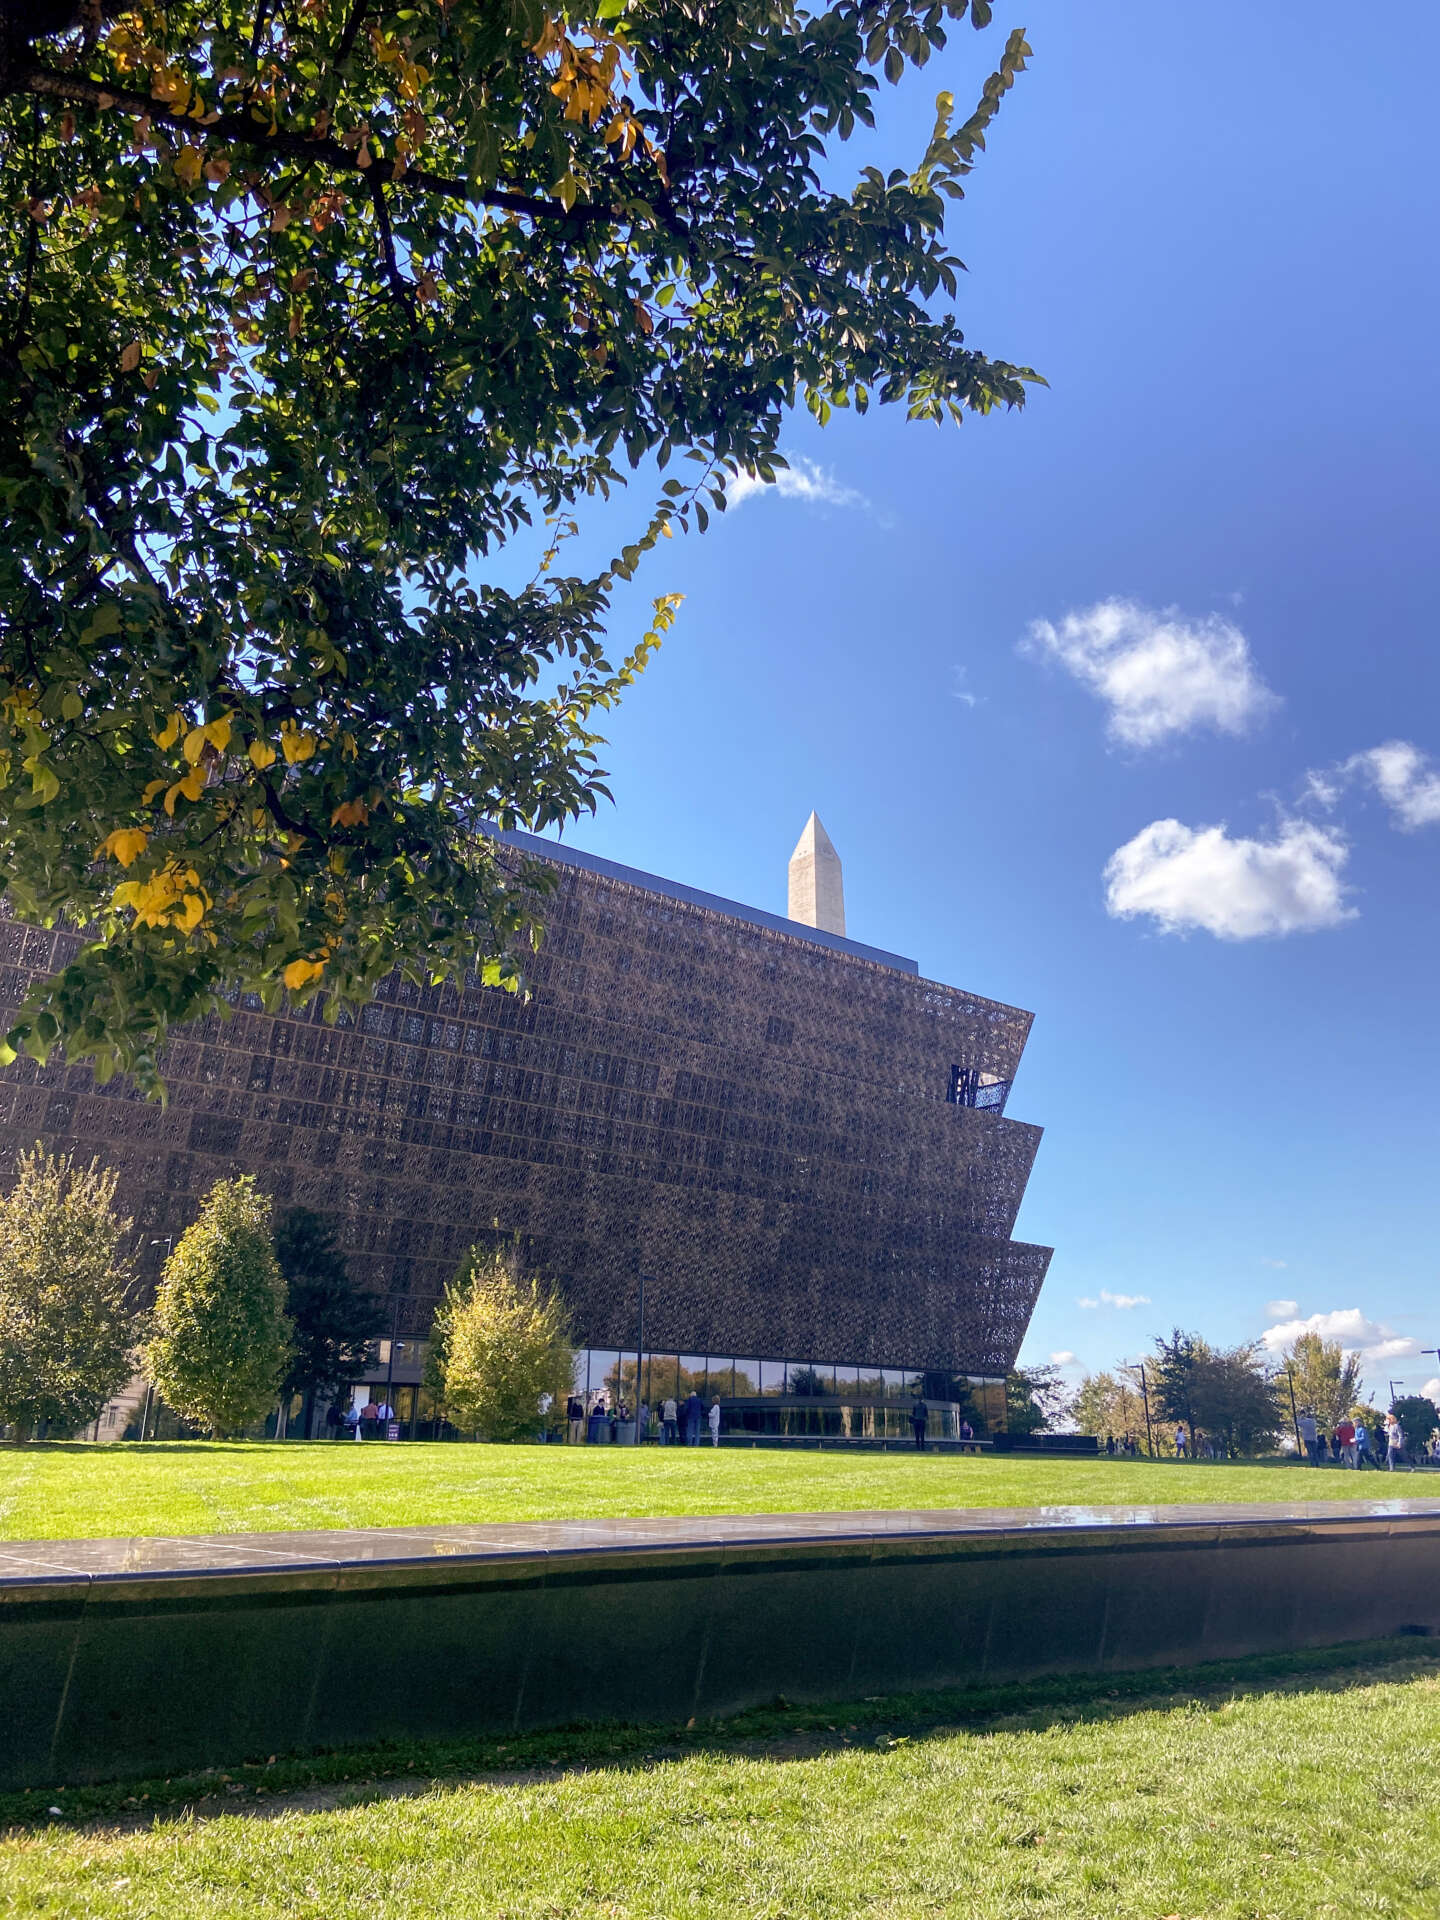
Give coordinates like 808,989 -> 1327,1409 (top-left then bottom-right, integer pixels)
1004,1364 -> 1067,1436
1071,1371 -> 1152,1451
1283,1331 -> 1363,1430
0,1144 -> 137,1439
1390,1395 -> 1439,1458
275,1208 -> 386,1421
425,1245 -> 572,1442
146,1177 -> 292,1437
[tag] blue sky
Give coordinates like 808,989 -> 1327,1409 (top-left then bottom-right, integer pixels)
529,2 -> 1440,1399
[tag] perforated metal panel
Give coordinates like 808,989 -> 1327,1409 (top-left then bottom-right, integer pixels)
0,845 -> 1051,1374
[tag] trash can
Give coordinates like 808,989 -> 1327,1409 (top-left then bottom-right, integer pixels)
615,1421 -> 637,1446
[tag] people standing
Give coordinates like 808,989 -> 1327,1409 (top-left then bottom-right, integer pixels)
1297,1409 -> 1318,1463
359,1398 -> 379,1440
567,1393 -> 584,1443
1385,1411 -> 1406,1470
683,1389 -> 704,1445
911,1395 -> 928,1450
638,1400 -> 650,1444
662,1394 -> 678,1446
708,1398 -> 722,1447
1355,1419 -> 1374,1468
324,1401 -> 342,1440
1175,1423 -> 1188,1459
374,1397 -> 394,1438
1336,1413 -> 1357,1468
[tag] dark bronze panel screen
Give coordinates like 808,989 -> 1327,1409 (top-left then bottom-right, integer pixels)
0,845 -> 1052,1375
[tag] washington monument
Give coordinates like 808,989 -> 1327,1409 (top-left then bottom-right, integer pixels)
788,812 -> 846,937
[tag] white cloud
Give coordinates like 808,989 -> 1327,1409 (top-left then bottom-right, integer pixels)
1260,1258 -> 1288,1271
1050,1350 -> 1078,1367
1308,740 -> 1440,831
1260,1307 -> 1420,1368
1423,1378 -> 1440,1403
1104,817 -> 1354,940
950,665 -> 981,709
1265,1299 -> 1299,1320
1077,1290 -> 1151,1311
1023,597 -> 1279,748
725,456 -> 866,513
1076,1296 -> 1099,1309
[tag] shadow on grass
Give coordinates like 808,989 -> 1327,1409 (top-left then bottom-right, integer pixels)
11,1634 -> 1438,1838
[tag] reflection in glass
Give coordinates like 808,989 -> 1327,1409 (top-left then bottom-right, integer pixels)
706,1358 -> 735,1398
857,1369 -> 886,1401
587,1350 -> 620,1406
678,1355 -> 707,1399
788,1362 -> 831,1396
647,1354 -> 678,1404
759,1359 -> 786,1397
903,1371 -> 926,1398
732,1359 -> 760,1398
883,1368 -> 906,1401
834,1364 -> 860,1397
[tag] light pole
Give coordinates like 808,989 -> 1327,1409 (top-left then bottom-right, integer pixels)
384,1298 -> 404,1437
1121,1361 -> 1153,1457
138,1237 -> 174,1442
636,1271 -> 648,1435
1282,1363 -> 1303,1458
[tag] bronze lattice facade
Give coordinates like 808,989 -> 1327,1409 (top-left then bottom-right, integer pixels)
0,830 -> 1052,1381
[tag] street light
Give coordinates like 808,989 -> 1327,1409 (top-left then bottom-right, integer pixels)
137,1237 -> 174,1442
1120,1360 -> 1154,1457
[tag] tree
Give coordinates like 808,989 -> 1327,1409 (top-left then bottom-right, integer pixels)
1070,1371 -> 1151,1452
0,1143 -> 136,1438
424,1243 -> 572,1440
1004,1364 -> 1067,1437
1389,1395 -> 1439,1458
0,1 -> 1039,1093
275,1206 -> 386,1418
145,1175 -> 292,1435
1150,1329 -> 1282,1459
1282,1330 -> 1363,1430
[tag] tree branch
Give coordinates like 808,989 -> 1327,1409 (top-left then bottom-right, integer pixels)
17,60 -> 617,224
368,172 -> 412,310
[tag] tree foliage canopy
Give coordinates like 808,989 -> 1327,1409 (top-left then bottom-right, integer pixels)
0,1142 -> 136,1436
425,1241 -> 572,1439
1004,1362 -> 1065,1437
145,1173 -> 292,1432
1281,1329 -> 1364,1431
1069,1370 -> 1152,1453
1150,1328 -> 1282,1460
274,1203 -> 384,1403
0,0 -> 1037,1092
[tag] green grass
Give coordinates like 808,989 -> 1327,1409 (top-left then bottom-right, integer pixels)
6,1644 -> 1439,1916
0,1439 -> 1398,1541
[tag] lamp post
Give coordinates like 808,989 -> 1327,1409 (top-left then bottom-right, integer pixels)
636,1271 -> 648,1431
1121,1360 -> 1153,1457
138,1236 -> 174,1443
384,1298 -> 404,1437
1282,1363 -> 1303,1458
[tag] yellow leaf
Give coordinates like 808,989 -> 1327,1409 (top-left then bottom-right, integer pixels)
163,767 -> 206,815
98,827 -> 149,867
182,725 -> 208,765
283,956 -> 326,990
141,777 -> 168,806
280,723 -> 317,765
120,340 -> 141,373
152,712 -> 182,749
247,738 -> 277,770
330,798 -> 369,827
173,143 -> 203,188
204,715 -> 231,753
175,892 -> 208,931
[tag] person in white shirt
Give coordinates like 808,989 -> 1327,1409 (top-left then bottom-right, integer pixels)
661,1396 -> 678,1445
708,1399 -> 722,1447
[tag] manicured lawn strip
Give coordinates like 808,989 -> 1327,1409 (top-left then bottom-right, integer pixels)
0,1440 -> 1395,1541
1,1636 -> 1430,1834
5,1645 -> 1439,1919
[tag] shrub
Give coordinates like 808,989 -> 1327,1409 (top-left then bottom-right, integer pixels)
145,1177 -> 292,1436
0,1144 -> 137,1439
425,1245 -> 572,1442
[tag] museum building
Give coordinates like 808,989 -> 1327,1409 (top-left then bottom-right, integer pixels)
0,817 -> 1052,1438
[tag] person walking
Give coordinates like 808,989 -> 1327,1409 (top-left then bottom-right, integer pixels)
1385,1411 -> 1406,1470
1336,1413 -> 1357,1468
662,1394 -> 678,1446
1175,1423 -> 1188,1459
1355,1419 -> 1375,1468
708,1398 -> 722,1447
1297,1409 -> 1318,1463
910,1395 -> 928,1450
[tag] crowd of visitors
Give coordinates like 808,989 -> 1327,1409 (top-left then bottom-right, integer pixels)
562,1388 -> 723,1445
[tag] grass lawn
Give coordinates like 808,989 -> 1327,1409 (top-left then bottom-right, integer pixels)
5,1646 -> 1439,1916
0,1439 -> 1399,1541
